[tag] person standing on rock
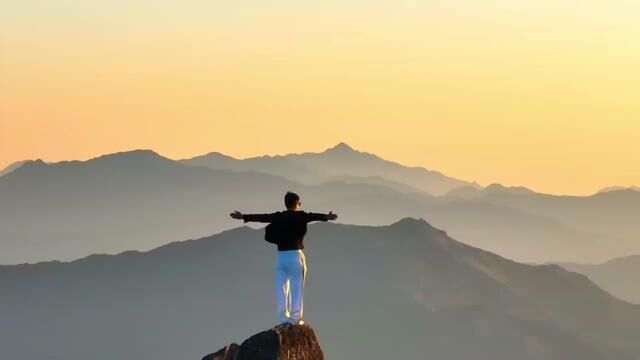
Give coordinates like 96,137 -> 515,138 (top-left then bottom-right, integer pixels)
230,192 -> 338,326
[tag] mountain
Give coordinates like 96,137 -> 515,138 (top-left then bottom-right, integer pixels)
1,219 -> 638,360
183,151 -> 322,181
182,142 -> 476,196
0,149 -> 461,263
442,187 -> 640,260
0,159 -> 29,177
599,186 -> 640,193
0,148 -> 632,264
0,150 -> 304,263
557,255 -> 640,304
445,183 -> 536,199
187,142 -> 640,263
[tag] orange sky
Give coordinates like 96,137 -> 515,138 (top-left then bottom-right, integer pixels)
1,1 -> 639,195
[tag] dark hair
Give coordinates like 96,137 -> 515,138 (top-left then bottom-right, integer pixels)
284,192 -> 300,209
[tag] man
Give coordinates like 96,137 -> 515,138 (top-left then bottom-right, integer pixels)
230,192 -> 338,325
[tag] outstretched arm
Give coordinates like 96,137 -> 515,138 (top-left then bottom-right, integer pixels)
230,211 -> 278,223
305,211 -> 338,223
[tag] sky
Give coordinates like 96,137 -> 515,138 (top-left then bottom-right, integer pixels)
1,0 -> 639,195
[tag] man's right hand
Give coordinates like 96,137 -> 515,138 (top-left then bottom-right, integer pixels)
327,211 -> 338,221
230,211 -> 243,220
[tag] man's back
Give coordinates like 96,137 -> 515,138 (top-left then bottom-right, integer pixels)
243,210 -> 329,251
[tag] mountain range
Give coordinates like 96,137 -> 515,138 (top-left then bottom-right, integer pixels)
2,219 -> 639,360
1,144 -> 639,264
181,142 -> 476,196
444,184 -> 640,251
557,255 -> 640,304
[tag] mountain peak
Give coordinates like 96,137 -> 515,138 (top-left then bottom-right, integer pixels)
187,151 -> 238,162
485,183 -> 534,195
91,149 -> 163,161
86,149 -> 177,167
202,324 -> 324,360
389,217 -> 435,230
324,142 -> 356,153
14,159 -> 47,171
0,160 -> 31,177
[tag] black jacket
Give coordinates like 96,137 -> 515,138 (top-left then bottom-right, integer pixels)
243,210 -> 329,251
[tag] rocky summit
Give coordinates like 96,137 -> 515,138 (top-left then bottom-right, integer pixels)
202,324 -> 324,360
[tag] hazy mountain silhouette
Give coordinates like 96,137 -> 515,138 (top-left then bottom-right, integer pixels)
182,142 -> 477,196
557,255 -> 640,304
1,148 -> 635,264
2,219 -> 638,360
599,186 -> 640,193
0,159 -> 29,177
311,174 -> 430,195
442,187 -> 640,261
0,150 -> 305,263
445,183 -> 537,199
184,144 -> 640,261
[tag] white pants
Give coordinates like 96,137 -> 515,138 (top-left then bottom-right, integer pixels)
276,250 -> 307,324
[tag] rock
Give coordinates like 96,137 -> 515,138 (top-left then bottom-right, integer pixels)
202,324 -> 324,360
202,344 -> 240,360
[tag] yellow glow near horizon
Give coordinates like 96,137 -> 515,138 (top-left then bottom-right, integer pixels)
1,1 -> 639,195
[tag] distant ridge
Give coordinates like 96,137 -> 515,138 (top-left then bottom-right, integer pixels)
4,150 -> 177,177
0,149 -> 300,263
182,142 -> 476,195
0,160 -> 31,177
2,145 -> 640,264
445,183 -> 536,199
557,254 -> 640,304
87,149 -> 168,161
598,186 -> 640,194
